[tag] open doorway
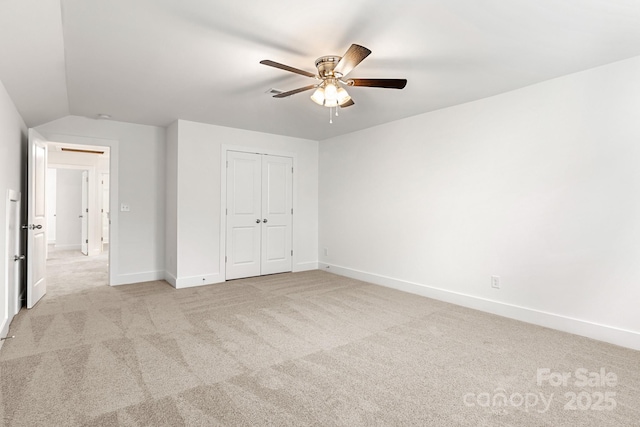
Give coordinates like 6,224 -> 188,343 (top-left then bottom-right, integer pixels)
45,143 -> 111,296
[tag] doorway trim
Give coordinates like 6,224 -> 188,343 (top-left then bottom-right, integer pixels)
35,132 -> 118,285
2,189 -> 20,342
47,165 -> 94,254
220,144 -> 298,282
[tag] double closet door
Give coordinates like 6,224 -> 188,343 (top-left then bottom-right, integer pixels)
226,151 -> 293,280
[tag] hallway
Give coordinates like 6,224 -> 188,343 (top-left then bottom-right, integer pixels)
46,245 -> 109,298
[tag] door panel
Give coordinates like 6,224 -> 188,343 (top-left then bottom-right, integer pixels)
27,129 -> 48,309
261,155 -> 292,275
231,227 -> 260,264
226,152 -> 261,280
265,225 -> 287,260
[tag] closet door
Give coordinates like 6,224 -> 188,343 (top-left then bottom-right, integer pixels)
261,155 -> 293,275
226,152 -> 262,280
225,151 -> 293,280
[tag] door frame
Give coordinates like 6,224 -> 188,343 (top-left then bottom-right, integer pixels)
2,189 -> 21,340
81,170 -> 89,255
36,133 -> 118,285
220,145 -> 298,282
48,165 -> 97,255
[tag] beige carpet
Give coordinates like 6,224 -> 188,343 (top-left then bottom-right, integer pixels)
1,256 -> 638,426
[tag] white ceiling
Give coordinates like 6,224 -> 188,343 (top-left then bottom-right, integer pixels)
2,0 -> 640,140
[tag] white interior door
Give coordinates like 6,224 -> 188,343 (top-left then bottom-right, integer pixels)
81,170 -> 88,255
225,151 -> 293,280
261,155 -> 293,275
27,129 -> 48,309
226,152 -> 262,280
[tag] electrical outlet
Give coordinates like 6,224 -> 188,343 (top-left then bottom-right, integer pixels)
491,275 -> 500,289
323,248 -> 328,256
120,203 -> 130,212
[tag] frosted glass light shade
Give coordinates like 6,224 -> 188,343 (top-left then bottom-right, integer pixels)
310,87 -> 325,105
324,83 -> 338,103
337,87 -> 351,105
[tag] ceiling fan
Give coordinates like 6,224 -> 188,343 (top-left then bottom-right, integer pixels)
260,44 -> 407,112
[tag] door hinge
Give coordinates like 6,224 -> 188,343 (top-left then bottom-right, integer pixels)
86,208 -> 88,213
101,237 -> 103,241
225,208 -> 227,215
291,167 -> 294,173
226,160 -> 229,168
291,208 -> 293,214
225,256 -> 227,263
291,250 -> 293,256
85,239 -> 88,244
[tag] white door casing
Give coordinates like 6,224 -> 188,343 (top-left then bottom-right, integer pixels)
8,191 -> 21,320
225,151 -> 293,280
2,190 -> 21,339
101,172 -> 110,248
81,170 -> 88,255
27,129 -> 48,309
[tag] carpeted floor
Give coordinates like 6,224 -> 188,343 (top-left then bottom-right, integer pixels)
1,253 -> 638,426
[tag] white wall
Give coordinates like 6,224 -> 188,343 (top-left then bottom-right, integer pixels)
168,120 -> 318,288
54,169 -> 83,249
0,78 -> 26,342
37,116 -> 166,285
319,55 -> 640,350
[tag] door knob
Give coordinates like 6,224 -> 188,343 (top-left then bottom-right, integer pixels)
14,255 -> 25,262
256,219 -> 261,223
21,224 -> 42,230
263,219 -> 268,223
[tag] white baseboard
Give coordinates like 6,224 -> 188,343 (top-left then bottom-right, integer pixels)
112,270 -> 165,286
319,263 -> 640,351
164,271 -> 177,288
174,273 -> 224,289
0,318 -> 9,342
294,261 -> 318,272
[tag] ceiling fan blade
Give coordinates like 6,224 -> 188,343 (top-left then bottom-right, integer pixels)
347,78 -> 407,89
273,84 -> 317,98
260,60 -> 316,78
340,99 -> 355,108
334,44 -> 371,77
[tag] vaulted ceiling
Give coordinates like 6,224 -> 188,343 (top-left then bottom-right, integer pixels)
2,0 -> 640,140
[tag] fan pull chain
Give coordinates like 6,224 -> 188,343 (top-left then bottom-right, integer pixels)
329,107 -> 333,124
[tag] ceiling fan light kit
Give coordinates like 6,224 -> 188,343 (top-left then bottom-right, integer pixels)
260,44 -> 407,123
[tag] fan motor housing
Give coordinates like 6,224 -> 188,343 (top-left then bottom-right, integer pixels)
315,56 -> 342,78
